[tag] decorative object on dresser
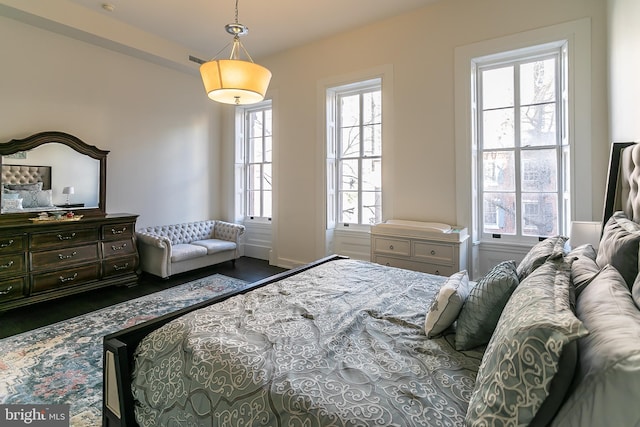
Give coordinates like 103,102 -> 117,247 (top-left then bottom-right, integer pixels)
0,131 -> 139,310
370,219 -> 469,276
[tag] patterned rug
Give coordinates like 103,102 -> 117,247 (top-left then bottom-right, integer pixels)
0,274 -> 247,426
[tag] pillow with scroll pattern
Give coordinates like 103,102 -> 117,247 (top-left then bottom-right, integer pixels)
424,270 -> 469,338
516,235 -> 568,280
18,189 -> 53,208
466,257 -> 587,427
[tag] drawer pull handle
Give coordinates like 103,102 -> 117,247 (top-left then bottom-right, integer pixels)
431,250 -> 436,255
0,239 -> 14,248
58,251 -> 78,260
57,233 -> 77,241
385,262 -> 390,266
435,270 -> 440,275
111,227 -> 127,235
59,273 -> 78,283
0,285 -> 13,295
0,260 -> 14,269
111,243 -> 128,251
113,263 -> 129,271
389,245 -> 394,250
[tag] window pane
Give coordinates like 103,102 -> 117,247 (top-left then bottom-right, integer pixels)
247,164 -> 261,190
249,112 -> 263,138
264,136 -> 272,162
339,159 -> 359,191
247,190 -> 261,217
363,124 -> 381,157
340,191 -> 358,223
521,103 -> 556,147
341,127 -> 360,157
340,94 -> 360,127
521,193 -> 558,237
263,190 -> 272,218
482,66 -> 514,110
483,192 -> 516,234
249,138 -> 263,163
521,149 -> 557,192
483,108 -> 514,149
483,151 -> 515,192
363,91 -> 381,125
520,58 -> 556,105
262,164 -> 272,191
264,109 -> 272,136
362,191 -> 382,225
362,158 -> 381,191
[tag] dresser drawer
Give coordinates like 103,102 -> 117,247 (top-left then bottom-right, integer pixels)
31,244 -> 99,271
412,241 -> 454,264
372,237 -> 411,256
102,255 -> 138,277
0,277 -> 27,302
373,255 -> 454,276
0,235 -> 26,254
30,228 -> 98,249
102,223 -> 135,240
0,253 -> 26,279
102,239 -> 136,259
31,264 -> 100,293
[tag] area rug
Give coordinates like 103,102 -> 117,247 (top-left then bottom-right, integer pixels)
0,274 -> 248,426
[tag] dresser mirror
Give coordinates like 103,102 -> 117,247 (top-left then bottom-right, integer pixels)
0,131 -> 107,219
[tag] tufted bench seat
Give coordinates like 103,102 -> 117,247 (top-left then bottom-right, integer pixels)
136,220 -> 245,278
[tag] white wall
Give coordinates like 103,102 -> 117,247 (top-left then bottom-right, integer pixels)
230,0 -> 608,267
0,15 -> 222,228
608,0 -> 640,142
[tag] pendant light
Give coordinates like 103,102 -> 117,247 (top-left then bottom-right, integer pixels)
199,0 -> 272,105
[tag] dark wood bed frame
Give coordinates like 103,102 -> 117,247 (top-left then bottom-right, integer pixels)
102,142 -> 636,427
102,254 -> 348,427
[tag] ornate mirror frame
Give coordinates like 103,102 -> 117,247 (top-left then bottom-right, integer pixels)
0,131 -> 108,219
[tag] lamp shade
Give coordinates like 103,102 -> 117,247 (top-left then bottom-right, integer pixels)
200,59 -> 272,105
62,186 -> 75,195
569,221 -> 601,250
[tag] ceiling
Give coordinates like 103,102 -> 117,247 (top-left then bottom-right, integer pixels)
64,0 -> 442,60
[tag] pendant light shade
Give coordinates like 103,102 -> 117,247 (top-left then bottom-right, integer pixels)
199,0 -> 271,105
200,59 -> 271,105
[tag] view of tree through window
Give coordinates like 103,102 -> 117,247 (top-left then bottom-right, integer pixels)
337,87 -> 382,225
479,51 -> 566,239
246,106 -> 272,219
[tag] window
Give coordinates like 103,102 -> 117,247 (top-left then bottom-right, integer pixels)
243,101 -> 272,220
476,46 -> 568,242
327,79 -> 382,227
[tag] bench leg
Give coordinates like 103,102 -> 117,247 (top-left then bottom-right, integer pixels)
232,259 -> 236,267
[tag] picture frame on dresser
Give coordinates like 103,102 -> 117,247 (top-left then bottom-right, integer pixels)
0,131 -> 139,311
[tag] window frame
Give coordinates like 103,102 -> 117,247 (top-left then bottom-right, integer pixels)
326,78 -> 382,230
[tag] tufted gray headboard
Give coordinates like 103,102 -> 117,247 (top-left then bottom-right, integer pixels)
603,142 -> 640,227
1,164 -> 52,190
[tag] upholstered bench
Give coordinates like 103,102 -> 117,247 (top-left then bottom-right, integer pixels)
136,220 -> 245,278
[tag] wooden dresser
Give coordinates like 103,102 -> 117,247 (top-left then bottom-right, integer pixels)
371,220 -> 469,276
0,213 -> 139,311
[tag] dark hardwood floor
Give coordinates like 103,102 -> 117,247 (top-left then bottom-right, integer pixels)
0,257 -> 287,339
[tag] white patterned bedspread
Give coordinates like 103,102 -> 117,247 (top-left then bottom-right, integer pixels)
131,259 -> 484,426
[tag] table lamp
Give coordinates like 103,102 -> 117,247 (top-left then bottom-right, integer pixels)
62,186 -> 75,205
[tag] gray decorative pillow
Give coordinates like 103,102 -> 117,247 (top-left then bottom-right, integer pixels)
18,189 -> 53,208
567,244 -> 600,297
5,182 -> 43,191
516,235 -> 568,280
424,270 -> 470,338
466,258 -> 587,427
596,211 -> 640,288
455,260 -> 519,351
551,264 -> 640,427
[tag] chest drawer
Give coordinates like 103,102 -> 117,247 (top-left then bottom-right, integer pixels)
102,223 -> 135,240
372,237 -> 411,256
373,255 -> 454,276
0,253 -> 26,278
0,277 -> 27,302
31,264 -> 101,294
413,241 -> 454,264
31,244 -> 99,270
0,235 -> 26,254
102,239 -> 136,258
102,255 -> 138,277
30,228 -> 98,250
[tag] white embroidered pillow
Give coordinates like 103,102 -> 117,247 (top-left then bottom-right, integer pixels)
424,270 -> 470,338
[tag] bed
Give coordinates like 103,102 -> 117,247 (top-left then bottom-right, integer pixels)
1,164 -> 56,212
103,142 -> 640,427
